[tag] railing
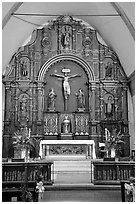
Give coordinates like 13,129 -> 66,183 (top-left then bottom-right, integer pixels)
93,161 -> 135,185
2,161 -> 53,186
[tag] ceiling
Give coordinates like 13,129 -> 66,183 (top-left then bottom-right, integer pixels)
2,2 -> 135,77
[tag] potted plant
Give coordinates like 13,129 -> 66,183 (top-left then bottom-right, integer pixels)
13,126 -> 35,162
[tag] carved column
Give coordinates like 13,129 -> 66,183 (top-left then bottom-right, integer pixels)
99,61 -> 103,79
29,87 -> 33,122
114,61 -> 117,80
89,82 -> 96,121
15,94 -> 18,122
4,84 -> 11,121
30,60 -> 33,79
114,87 -> 118,120
122,85 -> 128,123
16,59 -> 20,80
100,85 -> 104,120
38,82 -> 44,122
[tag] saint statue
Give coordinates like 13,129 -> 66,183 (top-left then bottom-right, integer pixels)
105,62 -> 113,78
105,95 -> 114,119
47,88 -> 57,111
76,88 -> 85,111
20,61 -> 28,77
61,26 -> 71,49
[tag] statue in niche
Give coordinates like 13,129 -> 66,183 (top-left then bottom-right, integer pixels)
104,95 -> 114,120
47,88 -> 57,111
20,61 -> 28,77
105,62 -> 113,78
76,88 -> 85,111
62,115 -> 71,134
61,26 -> 71,49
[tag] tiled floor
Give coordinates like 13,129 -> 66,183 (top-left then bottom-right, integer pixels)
42,189 -> 122,202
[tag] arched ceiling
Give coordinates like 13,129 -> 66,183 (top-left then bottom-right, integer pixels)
2,2 -> 135,77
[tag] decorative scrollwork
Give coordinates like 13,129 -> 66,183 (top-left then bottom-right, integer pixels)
41,36 -> 51,49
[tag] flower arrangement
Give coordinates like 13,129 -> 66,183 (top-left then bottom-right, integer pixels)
102,128 -> 124,158
13,126 -> 35,161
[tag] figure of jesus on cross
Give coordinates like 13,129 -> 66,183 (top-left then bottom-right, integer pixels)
50,67 -> 81,111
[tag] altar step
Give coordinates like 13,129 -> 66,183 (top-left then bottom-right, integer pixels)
53,160 -> 92,184
45,184 -> 121,190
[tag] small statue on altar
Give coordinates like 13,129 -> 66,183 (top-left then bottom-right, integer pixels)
47,88 -> 57,111
105,95 -> 114,119
76,88 -> 85,111
62,115 -> 71,134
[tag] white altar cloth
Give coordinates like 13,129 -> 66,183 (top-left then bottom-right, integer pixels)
39,140 -> 96,159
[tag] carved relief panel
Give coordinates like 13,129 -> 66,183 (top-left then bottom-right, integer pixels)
44,113 -> 58,136
75,113 -> 89,135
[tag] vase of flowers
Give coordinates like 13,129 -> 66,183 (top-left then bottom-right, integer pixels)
109,129 -> 125,158
102,128 -> 124,160
13,126 -> 35,162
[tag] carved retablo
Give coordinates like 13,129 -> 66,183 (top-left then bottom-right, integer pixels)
2,15 -> 129,158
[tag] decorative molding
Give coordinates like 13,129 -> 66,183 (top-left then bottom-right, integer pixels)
49,144 -> 86,155
38,54 -> 95,82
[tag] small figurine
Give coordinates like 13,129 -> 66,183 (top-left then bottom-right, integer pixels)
35,181 -> 45,201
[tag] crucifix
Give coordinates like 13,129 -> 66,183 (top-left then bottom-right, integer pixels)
50,67 -> 81,111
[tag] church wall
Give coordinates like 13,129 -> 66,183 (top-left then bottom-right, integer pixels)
128,91 -> 135,152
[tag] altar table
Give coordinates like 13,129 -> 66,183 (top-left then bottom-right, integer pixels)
39,140 -> 96,159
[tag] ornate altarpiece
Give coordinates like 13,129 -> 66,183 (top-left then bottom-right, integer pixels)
2,16 -> 129,158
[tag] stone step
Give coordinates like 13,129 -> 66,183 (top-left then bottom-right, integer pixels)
54,161 -> 91,172
53,160 -> 92,184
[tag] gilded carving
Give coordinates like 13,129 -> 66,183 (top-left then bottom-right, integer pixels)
41,36 -> 51,49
